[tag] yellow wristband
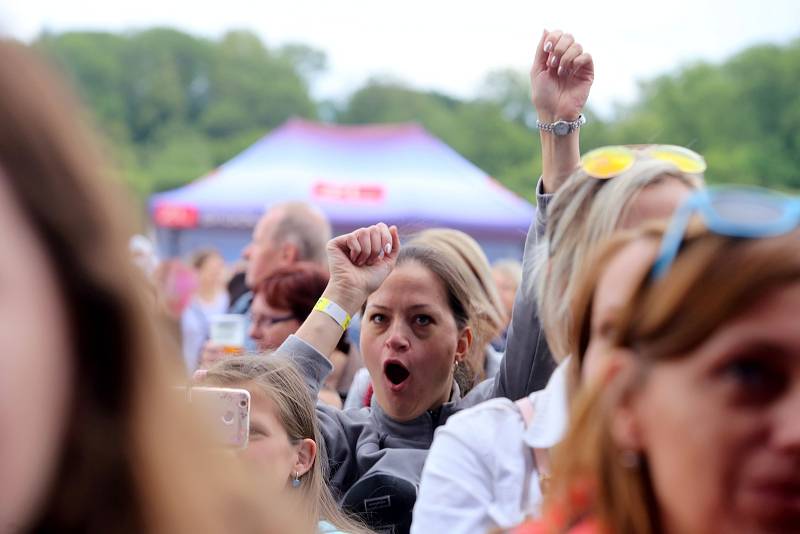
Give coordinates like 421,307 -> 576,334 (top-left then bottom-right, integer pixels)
313,297 -> 351,331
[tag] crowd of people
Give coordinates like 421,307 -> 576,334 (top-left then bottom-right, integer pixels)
2,27 -> 799,534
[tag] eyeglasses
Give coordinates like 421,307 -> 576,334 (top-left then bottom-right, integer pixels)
250,313 -> 296,329
652,186 -> 800,279
580,145 -> 707,180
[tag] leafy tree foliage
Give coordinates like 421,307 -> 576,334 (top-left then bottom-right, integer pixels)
33,29 -> 800,201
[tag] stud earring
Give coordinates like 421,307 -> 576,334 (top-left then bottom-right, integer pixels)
292,471 -> 301,488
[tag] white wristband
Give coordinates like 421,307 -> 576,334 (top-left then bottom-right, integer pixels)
313,297 -> 352,331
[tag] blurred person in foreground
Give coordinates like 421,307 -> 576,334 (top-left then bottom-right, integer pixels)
0,40 -> 282,534
411,29 -> 703,533
181,248 -> 229,371
514,189 -> 800,534
198,356 -> 373,534
413,152 -> 703,533
490,259 -> 522,351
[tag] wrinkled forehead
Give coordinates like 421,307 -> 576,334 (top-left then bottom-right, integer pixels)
366,262 -> 449,311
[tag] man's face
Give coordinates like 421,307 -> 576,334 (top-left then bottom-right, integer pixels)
243,211 -> 285,288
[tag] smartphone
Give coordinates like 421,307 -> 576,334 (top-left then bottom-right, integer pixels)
179,386 -> 250,448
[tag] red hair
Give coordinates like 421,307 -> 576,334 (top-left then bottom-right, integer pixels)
254,262 -> 329,321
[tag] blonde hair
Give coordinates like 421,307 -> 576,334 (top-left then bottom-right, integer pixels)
202,356 -> 372,534
410,229 -> 505,387
535,155 -> 704,361
549,226 -> 800,534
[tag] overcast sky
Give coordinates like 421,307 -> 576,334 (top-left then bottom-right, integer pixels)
3,1 -> 799,116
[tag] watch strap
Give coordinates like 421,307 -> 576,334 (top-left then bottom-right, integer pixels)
536,113 -> 586,134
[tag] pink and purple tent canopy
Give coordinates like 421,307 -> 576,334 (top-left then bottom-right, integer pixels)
150,119 -> 535,260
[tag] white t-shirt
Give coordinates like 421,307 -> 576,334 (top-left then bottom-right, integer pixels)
181,292 -> 229,371
410,359 -> 570,534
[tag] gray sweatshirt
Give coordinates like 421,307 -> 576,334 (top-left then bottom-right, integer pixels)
275,180 -> 556,525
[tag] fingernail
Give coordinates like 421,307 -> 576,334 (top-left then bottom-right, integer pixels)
550,55 -> 558,67
544,41 -> 552,53
557,66 -> 564,76
384,243 -> 392,255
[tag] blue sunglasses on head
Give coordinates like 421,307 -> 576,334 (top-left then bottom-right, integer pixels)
652,186 -> 800,279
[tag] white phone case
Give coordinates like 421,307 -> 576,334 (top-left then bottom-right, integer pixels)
184,386 -> 250,448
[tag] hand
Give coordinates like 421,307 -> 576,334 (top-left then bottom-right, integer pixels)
530,29 -> 594,123
324,223 -> 400,314
198,341 -> 225,370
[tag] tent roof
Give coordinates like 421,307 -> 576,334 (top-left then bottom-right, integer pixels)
150,118 -> 534,236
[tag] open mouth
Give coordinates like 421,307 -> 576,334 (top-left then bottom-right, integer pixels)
384,361 -> 410,387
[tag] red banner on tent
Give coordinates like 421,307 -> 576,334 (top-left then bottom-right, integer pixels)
312,181 -> 385,203
153,203 -> 199,228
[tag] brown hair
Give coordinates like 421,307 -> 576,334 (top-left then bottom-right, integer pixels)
548,225 -> 800,534
409,229 -> 505,388
256,262 -> 330,321
190,248 -> 222,270
202,355 -> 372,534
254,263 -> 350,353
390,243 -> 474,396
0,41 -> 272,533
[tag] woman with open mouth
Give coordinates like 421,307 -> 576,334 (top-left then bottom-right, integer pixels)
278,224 -> 536,534
271,29 -> 594,534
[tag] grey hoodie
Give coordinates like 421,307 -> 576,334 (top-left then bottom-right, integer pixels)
275,180 -> 556,523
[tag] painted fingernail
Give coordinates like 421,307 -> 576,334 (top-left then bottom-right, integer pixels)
557,66 -> 564,76
543,41 -> 553,52
550,55 -> 558,67
384,243 -> 392,255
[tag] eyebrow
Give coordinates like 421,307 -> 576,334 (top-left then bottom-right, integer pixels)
700,335 -> 797,366
366,303 -> 437,312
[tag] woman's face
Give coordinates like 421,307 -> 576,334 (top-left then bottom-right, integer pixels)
581,239 -> 659,382
199,254 -> 225,287
0,177 -> 72,529
248,293 -> 301,351
241,390 -> 304,493
618,177 -> 693,230
361,261 -> 469,421
492,269 -> 517,326
628,282 -> 800,533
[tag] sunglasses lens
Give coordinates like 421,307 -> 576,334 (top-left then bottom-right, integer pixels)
649,146 -> 707,174
581,147 -> 634,179
710,190 -> 787,225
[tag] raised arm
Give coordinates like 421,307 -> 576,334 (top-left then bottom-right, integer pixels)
533,29 -> 594,195
296,223 -> 399,356
277,224 -> 400,395
490,30 -> 594,401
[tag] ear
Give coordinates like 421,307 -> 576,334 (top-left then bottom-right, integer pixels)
281,241 -> 299,263
454,326 -> 473,365
293,438 -> 317,477
606,350 -> 645,452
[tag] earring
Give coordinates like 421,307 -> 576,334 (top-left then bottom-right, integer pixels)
620,449 -> 641,469
292,472 -> 301,488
